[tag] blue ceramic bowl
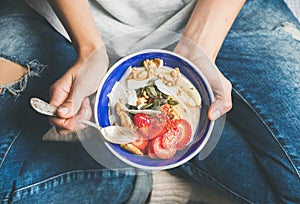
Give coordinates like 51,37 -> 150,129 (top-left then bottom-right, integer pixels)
94,49 -> 214,170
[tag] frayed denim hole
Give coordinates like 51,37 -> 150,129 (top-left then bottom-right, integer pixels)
0,59 -> 47,98
26,60 -> 47,76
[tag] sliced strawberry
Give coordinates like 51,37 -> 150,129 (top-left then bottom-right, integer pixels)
134,114 -> 151,139
131,138 -> 148,151
147,113 -> 168,139
134,114 -> 151,128
147,142 -> 157,159
138,126 -> 150,138
151,136 -> 176,159
161,129 -> 178,149
137,124 -> 166,140
173,119 -> 192,150
147,124 -> 165,139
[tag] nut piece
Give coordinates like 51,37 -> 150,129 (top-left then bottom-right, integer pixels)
143,58 -> 163,77
120,144 -> 144,156
143,58 -> 163,69
161,67 -> 180,86
115,102 -> 137,132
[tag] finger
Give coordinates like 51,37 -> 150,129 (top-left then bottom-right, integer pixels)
208,74 -> 232,120
50,116 -> 76,132
49,97 -> 92,132
55,127 -> 76,136
49,74 -> 73,108
208,95 -> 232,121
73,97 -> 93,124
56,85 -> 85,119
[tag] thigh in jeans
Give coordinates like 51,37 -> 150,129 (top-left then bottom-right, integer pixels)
174,0 -> 300,203
217,0 -> 300,178
0,1 -> 136,203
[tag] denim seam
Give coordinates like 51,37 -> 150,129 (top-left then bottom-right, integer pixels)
1,192 -> 11,203
185,162 -> 254,204
0,130 -> 21,169
2,198 -> 9,204
13,168 -> 136,194
230,85 -> 300,179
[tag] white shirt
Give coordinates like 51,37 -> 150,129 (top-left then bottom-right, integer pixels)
25,0 -> 196,58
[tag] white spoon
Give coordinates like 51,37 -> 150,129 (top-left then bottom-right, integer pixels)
30,97 -> 137,144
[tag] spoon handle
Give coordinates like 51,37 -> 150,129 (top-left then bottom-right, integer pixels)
31,98 -> 102,129
30,97 -> 137,144
82,120 -> 103,131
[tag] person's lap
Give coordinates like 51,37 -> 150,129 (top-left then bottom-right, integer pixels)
1,0 -> 299,203
174,0 -> 300,203
0,1 -> 135,203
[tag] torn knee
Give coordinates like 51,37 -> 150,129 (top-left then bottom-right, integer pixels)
0,58 -> 28,86
0,57 -> 46,96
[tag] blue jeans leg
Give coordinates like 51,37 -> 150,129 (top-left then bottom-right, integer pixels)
173,0 -> 300,203
0,1 -> 137,203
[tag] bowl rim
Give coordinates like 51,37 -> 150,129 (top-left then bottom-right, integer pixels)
94,49 -> 215,170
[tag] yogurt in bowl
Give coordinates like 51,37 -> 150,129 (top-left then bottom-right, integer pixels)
94,49 -> 214,170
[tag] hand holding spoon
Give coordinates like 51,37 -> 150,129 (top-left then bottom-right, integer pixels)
30,97 -> 137,144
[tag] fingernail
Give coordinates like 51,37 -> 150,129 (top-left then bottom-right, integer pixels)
58,107 -> 69,115
211,110 -> 221,120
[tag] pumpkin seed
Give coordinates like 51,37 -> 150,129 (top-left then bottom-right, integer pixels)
153,86 -> 162,96
159,99 -> 167,105
136,88 -> 142,97
161,92 -> 169,99
145,86 -> 157,98
153,99 -> 160,107
140,103 -> 153,110
167,99 -> 179,105
154,98 -> 166,106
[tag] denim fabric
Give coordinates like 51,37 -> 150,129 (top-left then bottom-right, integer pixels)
0,0 -> 137,203
1,0 -> 299,204
173,0 -> 300,203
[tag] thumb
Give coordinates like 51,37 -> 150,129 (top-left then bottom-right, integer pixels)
208,97 -> 232,121
208,75 -> 233,121
56,89 -> 84,118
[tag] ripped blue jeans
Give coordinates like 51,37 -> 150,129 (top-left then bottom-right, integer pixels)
0,1 -> 139,203
0,0 -> 299,204
172,0 -> 300,203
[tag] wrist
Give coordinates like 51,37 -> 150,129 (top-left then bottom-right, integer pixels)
174,37 -> 212,69
76,39 -> 104,60
182,29 -> 220,61
181,0 -> 245,61
74,39 -> 109,70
